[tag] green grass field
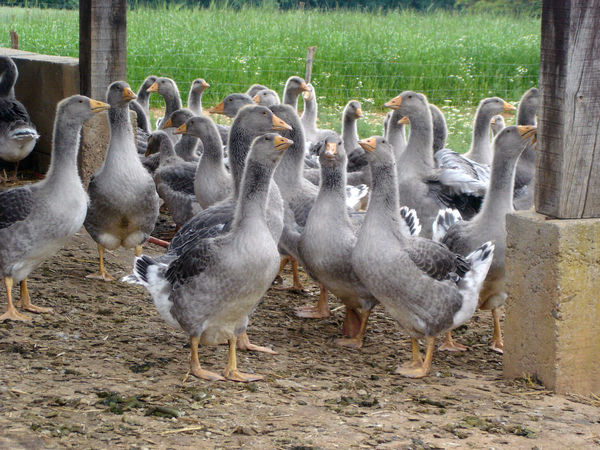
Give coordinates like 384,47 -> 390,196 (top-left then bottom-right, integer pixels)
0,4 -> 540,150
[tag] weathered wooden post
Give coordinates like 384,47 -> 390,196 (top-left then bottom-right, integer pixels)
503,0 -> 600,394
79,0 -> 128,186
305,46 -> 317,84
79,0 -> 127,99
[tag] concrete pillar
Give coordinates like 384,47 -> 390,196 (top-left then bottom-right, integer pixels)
503,210 -> 600,394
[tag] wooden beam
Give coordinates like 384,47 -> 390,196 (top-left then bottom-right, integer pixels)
79,0 -> 127,100
536,0 -> 600,218
9,30 -> 18,49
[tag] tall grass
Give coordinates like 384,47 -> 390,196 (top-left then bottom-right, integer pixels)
0,4 -> 540,149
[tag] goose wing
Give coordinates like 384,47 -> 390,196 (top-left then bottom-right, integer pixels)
0,186 -> 34,229
403,236 -> 470,282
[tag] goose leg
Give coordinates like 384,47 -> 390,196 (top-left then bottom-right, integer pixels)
11,161 -> 19,181
395,336 -> 434,378
223,337 -> 264,382
17,279 -> 53,314
438,331 -> 468,352
0,277 -> 31,322
189,336 -> 224,381
294,283 -> 332,318
489,308 -> 504,354
273,257 -> 305,293
272,256 -> 290,285
236,331 -> 277,355
86,244 -> 115,281
135,245 -> 143,257
335,308 -> 371,349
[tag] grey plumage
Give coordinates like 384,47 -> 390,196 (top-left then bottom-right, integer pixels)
0,95 -> 103,319
124,133 -> 290,380
84,81 -> 159,254
187,78 -> 209,115
178,115 -> 232,209
351,136 -> 494,376
151,130 -> 202,228
282,76 -> 310,110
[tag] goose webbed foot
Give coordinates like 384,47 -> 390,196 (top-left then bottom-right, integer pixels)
16,279 -> 53,314
335,336 -> 364,349
294,284 -> 331,318
223,337 -> 264,383
189,336 -> 225,381
236,332 -> 277,355
438,331 -> 468,352
1,277 -> 31,322
395,337 -> 434,379
0,306 -> 31,322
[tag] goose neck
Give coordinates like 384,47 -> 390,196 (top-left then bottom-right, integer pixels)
232,159 -> 273,230
479,148 -> 522,220
342,115 -> 359,149
469,109 -> 494,165
366,161 -> 402,229
188,91 -> 203,115
43,115 -> 82,186
175,135 -> 198,160
404,108 -> 434,168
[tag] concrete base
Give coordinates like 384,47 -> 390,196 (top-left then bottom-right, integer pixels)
504,210 -> 600,394
0,48 -> 79,173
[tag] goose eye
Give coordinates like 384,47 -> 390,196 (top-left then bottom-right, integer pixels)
408,95 -> 412,99
262,111 -> 267,115
265,136 -> 271,141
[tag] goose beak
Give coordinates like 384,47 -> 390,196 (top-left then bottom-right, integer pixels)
89,99 -> 110,113
123,87 -> 137,101
491,117 -> 497,125
201,80 -> 210,89
355,108 -> 363,118
503,101 -> 516,111
174,123 -> 187,135
397,116 -> 410,125
325,141 -> 338,159
302,90 -> 312,100
384,95 -> 402,109
300,82 -> 310,92
161,117 -> 173,129
209,101 -> 225,114
517,125 -> 537,145
272,114 -> 292,131
252,94 -> 261,104
358,137 -> 377,152
274,135 -> 293,151
147,82 -> 159,93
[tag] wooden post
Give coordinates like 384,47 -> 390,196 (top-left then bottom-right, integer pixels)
79,0 -> 127,100
9,30 -> 18,49
535,0 -> 600,219
305,46 -> 317,84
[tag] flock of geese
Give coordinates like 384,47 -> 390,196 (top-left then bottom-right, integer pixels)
0,54 -> 539,381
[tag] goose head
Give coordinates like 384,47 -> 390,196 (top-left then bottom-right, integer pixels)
209,93 -> 254,118
250,133 -> 293,166
161,108 -> 194,130
235,104 -> 292,133
344,100 -> 363,120
284,76 -> 310,96
146,77 -> 178,96
478,96 -> 516,117
358,136 -> 394,165
253,89 -> 280,107
190,78 -> 210,94
384,91 -> 429,118
174,115 -> 213,138
317,133 -> 345,167
246,83 -> 269,98
106,81 -> 137,107
57,94 -> 109,125
145,130 -> 173,157
494,125 -> 537,157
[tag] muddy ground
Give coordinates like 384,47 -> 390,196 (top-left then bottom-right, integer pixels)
0,186 -> 599,449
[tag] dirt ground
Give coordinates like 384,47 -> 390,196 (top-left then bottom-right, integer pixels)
0,192 -> 599,449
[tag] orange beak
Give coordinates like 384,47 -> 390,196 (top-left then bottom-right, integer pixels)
147,82 -> 158,93
384,95 -> 402,109
358,137 -> 377,152
174,123 -> 187,135
272,114 -> 292,131
274,135 -> 293,151
209,101 -> 225,114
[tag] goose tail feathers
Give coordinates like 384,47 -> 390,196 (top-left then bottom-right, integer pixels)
432,208 -> 462,242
